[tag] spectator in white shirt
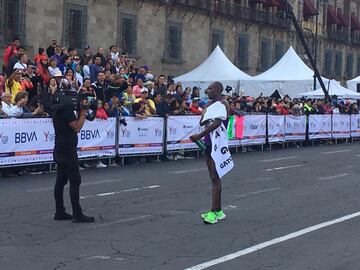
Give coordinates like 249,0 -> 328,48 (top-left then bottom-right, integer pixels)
11,91 -> 44,118
109,45 -> 119,62
1,92 -> 14,117
83,58 -> 92,79
75,64 -> 84,87
13,53 -> 28,72
48,57 -> 61,77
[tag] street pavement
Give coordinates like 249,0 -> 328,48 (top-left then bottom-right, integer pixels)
1,143 -> 360,270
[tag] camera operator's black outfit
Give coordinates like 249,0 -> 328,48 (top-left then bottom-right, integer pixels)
53,105 -> 94,222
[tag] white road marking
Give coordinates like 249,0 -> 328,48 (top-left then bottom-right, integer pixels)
168,168 -> 208,174
263,164 -> 304,172
184,210 -> 360,270
321,149 -> 352,155
223,205 -> 237,210
85,256 -> 111,260
26,178 -> 123,192
258,156 -> 297,163
80,185 -> 160,199
236,188 -> 282,199
317,173 -> 350,181
90,215 -> 152,229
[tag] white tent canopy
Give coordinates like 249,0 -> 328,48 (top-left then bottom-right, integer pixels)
347,75 -> 360,92
241,46 -> 329,98
298,79 -> 360,99
174,46 -> 251,94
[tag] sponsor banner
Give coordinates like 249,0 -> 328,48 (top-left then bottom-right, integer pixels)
0,118 -> 117,166
332,114 -> 350,139
351,114 -> 360,138
308,114 -> 332,140
118,117 -> 164,155
166,115 -> 203,151
268,115 -> 285,143
0,118 -> 54,165
240,115 -> 266,146
285,115 -> 306,141
77,118 -> 117,158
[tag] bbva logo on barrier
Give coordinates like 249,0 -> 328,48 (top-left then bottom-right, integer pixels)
80,129 -> 101,140
15,132 -> 37,144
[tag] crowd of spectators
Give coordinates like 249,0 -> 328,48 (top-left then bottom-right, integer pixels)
1,37 -> 360,120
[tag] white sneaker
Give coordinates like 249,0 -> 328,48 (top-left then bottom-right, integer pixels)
96,161 -> 107,168
83,163 -> 91,168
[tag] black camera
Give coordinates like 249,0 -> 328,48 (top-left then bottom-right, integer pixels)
52,90 -> 98,111
119,114 -> 127,126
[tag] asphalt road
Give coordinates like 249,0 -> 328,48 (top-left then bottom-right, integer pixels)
1,142 -> 360,270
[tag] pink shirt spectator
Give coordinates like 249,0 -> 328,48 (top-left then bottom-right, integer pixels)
133,85 -> 143,98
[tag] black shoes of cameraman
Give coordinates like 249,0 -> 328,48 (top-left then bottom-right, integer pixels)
54,212 -> 95,223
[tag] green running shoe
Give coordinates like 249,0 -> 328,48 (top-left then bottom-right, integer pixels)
203,211 -> 218,224
201,210 -> 211,219
215,210 -> 226,220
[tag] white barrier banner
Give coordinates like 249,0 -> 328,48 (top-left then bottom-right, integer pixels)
351,114 -> 360,138
285,115 -> 306,141
332,114 -> 350,139
118,117 -> 164,155
268,115 -> 285,143
240,115 -> 266,145
166,115 -> 203,151
308,115 -> 332,140
77,118 -> 117,158
0,118 -> 54,165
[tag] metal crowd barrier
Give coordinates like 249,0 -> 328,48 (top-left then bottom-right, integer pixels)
0,114 -> 359,169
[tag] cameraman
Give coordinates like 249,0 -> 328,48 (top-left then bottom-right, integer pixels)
52,95 -> 95,223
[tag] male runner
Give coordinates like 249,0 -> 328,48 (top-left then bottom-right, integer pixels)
190,81 -> 233,224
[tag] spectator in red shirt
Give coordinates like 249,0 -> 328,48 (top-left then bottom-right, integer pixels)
3,37 -> 20,71
95,100 -> 108,119
37,56 -> 51,85
189,97 -> 203,115
34,48 -> 47,64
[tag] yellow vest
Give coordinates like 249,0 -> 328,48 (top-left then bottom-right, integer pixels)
5,79 -> 21,103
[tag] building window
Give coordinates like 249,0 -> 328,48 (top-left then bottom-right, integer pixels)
119,13 -> 137,56
211,29 -> 224,51
335,52 -> 343,78
237,34 -> 249,70
324,50 -> 333,77
63,2 -> 87,49
274,40 -> 285,63
166,22 -> 182,61
357,56 -> 360,76
260,39 -> 272,71
0,0 -> 26,44
346,54 -> 354,79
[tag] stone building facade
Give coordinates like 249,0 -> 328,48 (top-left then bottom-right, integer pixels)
1,0 -> 360,84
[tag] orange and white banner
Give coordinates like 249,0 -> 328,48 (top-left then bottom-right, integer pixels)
240,115 -> 266,146
0,118 -> 116,166
351,114 -> 360,138
77,118 -> 117,158
118,117 -> 164,155
166,115 -> 203,151
308,115 -> 332,140
332,114 -> 350,139
268,115 -> 285,143
285,115 -> 306,141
